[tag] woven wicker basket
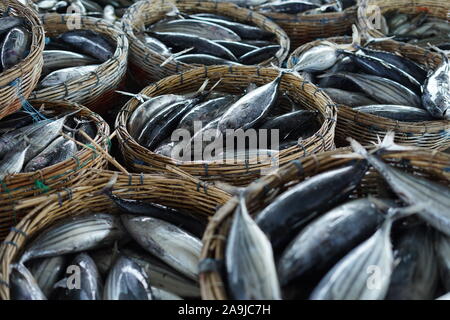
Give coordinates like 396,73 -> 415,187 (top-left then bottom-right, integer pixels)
257,3 -> 357,50
0,169 -> 231,300
116,65 -> 337,186
288,36 -> 450,150
200,146 -> 450,299
0,1 -> 45,120
357,0 -> 450,39
29,14 -> 128,115
121,0 -> 290,86
0,100 -> 110,240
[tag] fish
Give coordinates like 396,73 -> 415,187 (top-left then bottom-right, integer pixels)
10,264 -> 47,300
421,48 -> 450,120
0,144 -> 29,180
278,198 -> 386,287
214,40 -> 258,57
20,213 -> 126,263
149,32 -> 237,61
435,233 -> 450,291
293,44 -> 342,72
175,54 -> 242,66
29,255 -> 67,297
0,111 -> 34,134
190,15 -> 274,41
239,45 -> 281,65
350,134 -> 450,237
256,160 -> 369,253
24,136 -> 77,172
257,1 -> 319,14
310,213 -> 396,300
149,19 -> 241,42
128,94 -> 185,139
90,247 -> 118,277
259,109 -> 318,142
42,50 -> 99,77
57,253 -> 103,300
102,185 -> 207,238
437,292 -> 450,300
354,105 -> 435,122
57,30 -> 114,61
38,65 -> 99,88
177,95 -> 236,135
104,255 -> 153,300
121,215 -> 201,281
322,88 -> 377,107
319,72 -> 422,108
122,245 -> 200,298
385,225 -> 439,300
138,35 -> 171,55
24,115 -> 68,163
1,26 -> 31,70
217,72 -> 284,134
226,193 -> 281,300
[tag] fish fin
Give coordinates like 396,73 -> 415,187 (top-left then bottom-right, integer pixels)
363,35 -> 396,47
427,44 -> 449,62
376,131 -> 418,152
115,90 -> 152,103
348,137 -> 370,159
386,203 -> 427,220
160,47 -> 194,67
165,3 -> 182,18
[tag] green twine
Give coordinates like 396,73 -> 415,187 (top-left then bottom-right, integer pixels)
34,180 -> 50,193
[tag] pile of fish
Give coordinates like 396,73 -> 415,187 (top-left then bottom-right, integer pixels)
128,74 -> 321,161
0,109 -> 97,179
37,29 -> 115,89
0,13 -> 31,73
256,0 -> 356,15
225,133 -> 450,300
291,28 -> 450,121
9,186 -> 206,300
28,0 -> 136,23
380,10 -> 450,50
139,10 -> 280,66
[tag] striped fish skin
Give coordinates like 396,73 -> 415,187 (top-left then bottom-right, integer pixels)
310,216 -> 395,300
436,232 -> 450,292
10,264 -> 47,300
20,213 -> 126,263
121,215 -> 201,281
122,245 -> 200,298
42,50 -> 99,77
386,225 -> 439,300
278,198 -> 385,286
226,194 -> 281,300
103,255 -> 153,300
29,255 -> 67,297
322,88 -> 376,107
0,144 -> 29,180
353,105 -> 434,122
256,160 -> 369,253
354,144 -> 450,237
24,137 -> 77,172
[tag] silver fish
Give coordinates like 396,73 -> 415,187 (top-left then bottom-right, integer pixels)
42,50 -> 99,77
293,44 -> 340,72
29,255 -> 67,297
121,215 -> 201,281
38,65 -> 99,88
122,246 -> 200,298
226,194 -> 281,300
24,137 -> 77,172
354,105 -> 435,122
310,215 -> 395,300
20,213 -> 126,263
0,144 -> 29,180
104,255 -> 153,300
10,264 -> 47,300
1,26 -> 31,70
421,48 -> 450,120
322,88 -> 377,107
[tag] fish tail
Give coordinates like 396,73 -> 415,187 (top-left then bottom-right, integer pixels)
100,173 -> 119,198
375,131 -> 418,153
386,204 -> 426,221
